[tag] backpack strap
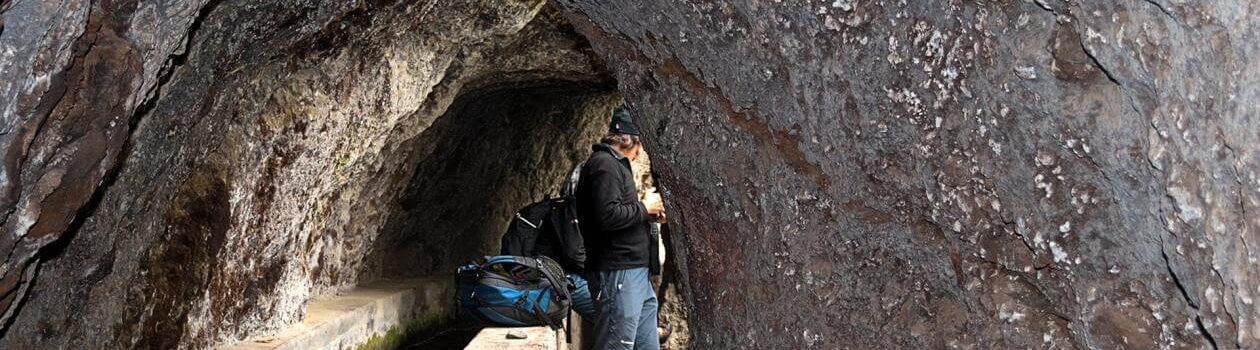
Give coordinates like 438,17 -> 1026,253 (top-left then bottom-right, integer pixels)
561,161 -> 584,197
529,296 -> 561,330
527,257 -> 572,302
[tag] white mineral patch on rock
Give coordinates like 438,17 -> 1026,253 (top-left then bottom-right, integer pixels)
1015,66 -> 1037,80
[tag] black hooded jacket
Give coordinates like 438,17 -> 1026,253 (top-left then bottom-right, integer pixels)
576,143 -> 651,271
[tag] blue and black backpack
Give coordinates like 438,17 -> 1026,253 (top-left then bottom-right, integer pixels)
455,255 -> 572,329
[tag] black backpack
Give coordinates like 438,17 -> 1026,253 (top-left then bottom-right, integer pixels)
500,162 -> 586,271
537,195 -> 585,271
499,199 -> 552,258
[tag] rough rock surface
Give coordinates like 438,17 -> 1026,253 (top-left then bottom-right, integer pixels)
556,0 -> 1258,349
0,0 -> 611,348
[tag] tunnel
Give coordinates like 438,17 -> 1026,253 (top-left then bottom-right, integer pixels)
365,82 -> 619,279
0,0 -> 1257,349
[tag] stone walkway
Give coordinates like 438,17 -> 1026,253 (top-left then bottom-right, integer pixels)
225,278 -> 451,350
464,327 -> 561,350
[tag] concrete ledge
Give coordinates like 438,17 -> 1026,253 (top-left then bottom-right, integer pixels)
226,278 -> 452,350
464,327 -> 560,350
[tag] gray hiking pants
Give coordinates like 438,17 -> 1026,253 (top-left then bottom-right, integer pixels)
588,267 -> 659,350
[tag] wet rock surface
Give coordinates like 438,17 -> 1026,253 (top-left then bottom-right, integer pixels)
555,0 -> 1258,349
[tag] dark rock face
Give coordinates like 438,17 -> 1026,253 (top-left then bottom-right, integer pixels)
555,1 -> 1258,349
0,0 -> 611,348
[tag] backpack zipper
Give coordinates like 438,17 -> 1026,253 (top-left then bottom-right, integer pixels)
516,213 -> 539,229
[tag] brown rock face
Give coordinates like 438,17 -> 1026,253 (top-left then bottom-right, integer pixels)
555,1 -> 1258,349
0,0 -> 1256,349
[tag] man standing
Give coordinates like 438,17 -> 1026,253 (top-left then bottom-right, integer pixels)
577,106 -> 665,350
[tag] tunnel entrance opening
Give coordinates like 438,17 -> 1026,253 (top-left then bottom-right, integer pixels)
363,82 -> 620,280
365,80 -> 619,348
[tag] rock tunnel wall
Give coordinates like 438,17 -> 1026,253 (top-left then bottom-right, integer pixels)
0,0 -> 611,348
0,0 -> 1257,349
555,0 -> 1258,349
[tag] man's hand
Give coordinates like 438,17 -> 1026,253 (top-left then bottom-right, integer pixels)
643,192 -> 665,217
